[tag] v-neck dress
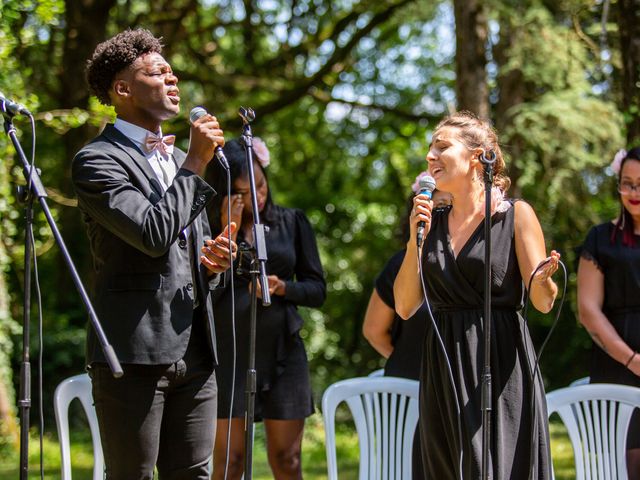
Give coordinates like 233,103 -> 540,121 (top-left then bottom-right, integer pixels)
420,202 -> 552,479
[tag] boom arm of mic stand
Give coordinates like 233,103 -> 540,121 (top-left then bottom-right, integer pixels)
3,117 -> 123,378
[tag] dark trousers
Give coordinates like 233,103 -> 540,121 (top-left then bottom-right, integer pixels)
89,330 -> 216,479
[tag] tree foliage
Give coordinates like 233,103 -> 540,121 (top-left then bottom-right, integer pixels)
0,0 -> 634,447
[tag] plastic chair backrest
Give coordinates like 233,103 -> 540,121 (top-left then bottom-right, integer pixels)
569,376 -> 590,387
54,373 -> 104,480
546,383 -> 640,480
322,376 -> 419,480
368,369 -> 385,377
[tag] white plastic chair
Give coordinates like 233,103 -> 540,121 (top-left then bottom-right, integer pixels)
54,373 -> 104,480
368,368 -> 385,377
322,376 -> 419,480
569,376 -> 590,387
546,383 -> 640,480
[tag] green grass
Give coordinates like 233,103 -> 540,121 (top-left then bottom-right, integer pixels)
0,415 -> 575,479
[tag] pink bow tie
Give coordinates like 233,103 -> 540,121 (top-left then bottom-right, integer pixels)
144,133 -> 175,155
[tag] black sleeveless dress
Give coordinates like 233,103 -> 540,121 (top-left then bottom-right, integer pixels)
420,202 -> 552,479
375,249 -> 427,380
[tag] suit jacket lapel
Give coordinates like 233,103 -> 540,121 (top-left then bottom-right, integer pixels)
172,148 -> 186,170
101,124 -> 164,197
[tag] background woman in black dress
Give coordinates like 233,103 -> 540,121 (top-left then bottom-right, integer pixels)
207,138 -> 326,480
393,111 -> 560,479
363,177 -> 452,378
577,146 -> 640,479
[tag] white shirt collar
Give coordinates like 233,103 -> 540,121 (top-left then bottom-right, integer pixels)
113,118 -> 164,153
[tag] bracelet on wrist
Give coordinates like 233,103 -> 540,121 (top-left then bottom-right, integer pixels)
625,351 -> 637,368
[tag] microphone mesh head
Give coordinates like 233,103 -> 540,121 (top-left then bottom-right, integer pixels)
189,106 -> 207,124
418,175 -> 436,195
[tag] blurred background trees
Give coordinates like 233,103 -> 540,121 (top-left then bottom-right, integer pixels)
0,0 -> 638,452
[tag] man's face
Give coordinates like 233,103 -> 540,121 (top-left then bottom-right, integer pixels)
112,52 -> 180,130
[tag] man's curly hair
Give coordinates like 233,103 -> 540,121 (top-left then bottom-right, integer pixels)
86,29 -> 163,106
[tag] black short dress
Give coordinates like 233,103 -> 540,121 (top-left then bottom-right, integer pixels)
375,248 -> 428,478
214,206 -> 326,421
375,249 -> 428,380
420,201 -> 551,479
581,221 -> 640,448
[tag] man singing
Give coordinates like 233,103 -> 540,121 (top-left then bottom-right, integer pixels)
72,28 -> 236,479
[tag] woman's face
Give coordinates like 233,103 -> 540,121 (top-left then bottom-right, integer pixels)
619,158 -> 640,217
426,126 -> 478,193
232,161 -> 269,218
432,190 -> 453,208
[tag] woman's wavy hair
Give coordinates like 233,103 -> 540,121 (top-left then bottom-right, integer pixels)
435,111 -> 511,194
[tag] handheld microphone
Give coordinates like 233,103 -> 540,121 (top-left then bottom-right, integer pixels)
416,174 -> 436,247
189,106 -> 229,169
0,91 -> 31,117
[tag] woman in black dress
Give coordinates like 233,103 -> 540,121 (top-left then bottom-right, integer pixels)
577,146 -> 640,479
206,138 -> 326,480
394,111 -> 560,479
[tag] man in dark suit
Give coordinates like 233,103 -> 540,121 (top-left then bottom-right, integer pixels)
72,29 -> 236,479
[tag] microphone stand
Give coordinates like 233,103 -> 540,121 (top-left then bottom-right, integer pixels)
2,109 -> 123,480
238,106 -> 271,480
480,150 -> 496,480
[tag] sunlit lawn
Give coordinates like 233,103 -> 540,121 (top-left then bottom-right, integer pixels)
0,415 -> 575,479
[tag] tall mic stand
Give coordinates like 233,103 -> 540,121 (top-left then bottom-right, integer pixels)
2,108 -> 123,480
238,106 -> 271,480
480,150 -> 496,480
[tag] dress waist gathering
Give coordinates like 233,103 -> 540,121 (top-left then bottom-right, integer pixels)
431,304 -> 520,313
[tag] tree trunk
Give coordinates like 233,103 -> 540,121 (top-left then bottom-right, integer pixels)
617,0 -> 640,144
493,20 -> 526,196
55,0 -> 117,312
453,0 -> 490,118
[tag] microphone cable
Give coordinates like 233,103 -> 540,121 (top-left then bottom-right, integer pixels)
416,242 -> 465,480
220,160 -> 238,480
32,227 -> 45,480
522,257 -> 567,480
31,115 -> 47,480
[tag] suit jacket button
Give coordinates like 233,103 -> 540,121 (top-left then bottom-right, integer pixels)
186,283 -> 193,291
178,232 -> 188,249
198,194 -> 206,202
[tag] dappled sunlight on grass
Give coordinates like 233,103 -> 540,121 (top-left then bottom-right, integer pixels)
0,416 -> 574,479
550,419 -> 577,480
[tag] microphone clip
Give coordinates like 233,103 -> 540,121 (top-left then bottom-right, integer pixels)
479,150 -> 496,165
238,106 -> 255,126
480,150 -> 496,184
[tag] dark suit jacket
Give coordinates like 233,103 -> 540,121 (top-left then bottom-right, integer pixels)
72,124 -> 219,366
